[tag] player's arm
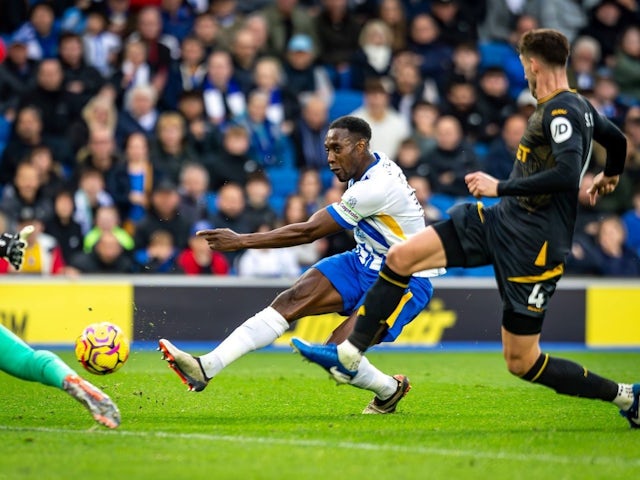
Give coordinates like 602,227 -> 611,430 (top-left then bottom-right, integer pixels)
586,107 -> 627,205
497,108 -> 588,197
0,226 -> 34,270
196,208 -> 343,251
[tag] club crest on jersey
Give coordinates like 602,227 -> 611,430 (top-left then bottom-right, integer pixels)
550,117 -> 572,143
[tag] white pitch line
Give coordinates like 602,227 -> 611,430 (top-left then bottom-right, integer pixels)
1,425 -> 638,467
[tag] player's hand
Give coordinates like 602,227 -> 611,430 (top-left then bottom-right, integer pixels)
465,171 -> 499,198
0,225 -> 34,271
586,172 -> 619,206
195,228 -> 243,251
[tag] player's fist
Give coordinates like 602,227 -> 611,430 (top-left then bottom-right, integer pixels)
0,225 -> 34,270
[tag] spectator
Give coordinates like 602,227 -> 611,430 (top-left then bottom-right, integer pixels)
395,137 -> 430,179
424,114 -> 479,198
378,0 -> 409,53
70,92 -> 118,155
590,69 -> 627,127
0,161 -> 54,226
134,178 -> 191,253
567,35 -> 601,94
349,19 -> 394,91
68,230 -> 134,274
28,146 -> 65,200
282,34 -> 333,105
127,6 -> 177,91
160,0 -> 196,42
260,0 -> 318,59
244,171 -> 278,232
176,90 -> 221,156
407,13 -> 453,93
351,78 -> 410,159
111,39 -> 153,106
58,32 -> 106,117
579,0 -> 634,65
476,66 -> 517,143
407,174 -> 443,225
115,84 -> 160,147
82,9 -> 122,78
243,13 -> 269,56
237,222 -> 301,277
133,229 -> 182,273
83,205 -> 134,253
297,168 -> 324,216
177,220 -> 230,275
73,166 -> 115,235
201,49 -> 246,126
208,182 -> 252,266
567,215 -> 640,277
0,34 -> 38,120
484,112 -> 527,180
150,111 -> 199,184
291,94 -> 330,170
13,2 -> 60,61
206,124 -> 258,191
250,56 -> 300,133
230,27 -> 261,95
177,162 -> 210,224
192,12 -> 222,57
389,54 -> 437,124
409,100 -> 439,157
104,0 -> 132,38
209,0 -> 245,49
44,189 -> 84,265
613,24 -> 640,106
429,0 -> 478,48
241,90 -> 293,168
18,59 -> 76,165
161,35 -> 207,110
0,212 -> 65,275
314,0 -> 361,90
110,132 -> 157,233
1,106 -> 71,185
443,41 -> 481,89
440,80 -> 487,144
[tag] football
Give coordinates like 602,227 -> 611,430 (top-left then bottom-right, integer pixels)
75,322 -> 130,375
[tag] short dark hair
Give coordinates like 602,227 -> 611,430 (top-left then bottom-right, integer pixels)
518,29 -> 570,67
328,116 -> 372,144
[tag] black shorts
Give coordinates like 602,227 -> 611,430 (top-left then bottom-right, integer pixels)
433,202 -> 563,335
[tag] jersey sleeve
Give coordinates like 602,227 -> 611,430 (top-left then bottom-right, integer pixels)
326,178 -> 389,229
498,99 -> 585,196
590,103 -> 627,177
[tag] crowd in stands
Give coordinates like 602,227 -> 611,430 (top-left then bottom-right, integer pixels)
0,0 -> 639,277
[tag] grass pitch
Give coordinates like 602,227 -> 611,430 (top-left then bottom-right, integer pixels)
1,348 -> 639,479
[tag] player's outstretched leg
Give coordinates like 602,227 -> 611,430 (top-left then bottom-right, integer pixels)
158,339 -> 210,392
362,374 -> 411,414
63,375 -> 121,429
620,384 -> 640,428
290,338 -> 359,383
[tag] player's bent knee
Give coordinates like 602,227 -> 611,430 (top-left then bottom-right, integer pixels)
385,244 -> 414,275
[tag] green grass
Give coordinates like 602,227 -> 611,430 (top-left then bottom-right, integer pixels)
1,349 -> 639,479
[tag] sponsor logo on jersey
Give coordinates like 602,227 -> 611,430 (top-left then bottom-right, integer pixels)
338,201 -> 360,222
550,117 -> 572,143
551,108 -> 568,116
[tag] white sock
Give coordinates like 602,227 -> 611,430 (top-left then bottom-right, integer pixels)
349,355 -> 399,400
336,340 -> 363,371
613,383 -> 635,411
199,307 -> 289,379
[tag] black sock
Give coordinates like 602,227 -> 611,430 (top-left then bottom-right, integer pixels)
522,353 -> 618,401
348,264 -> 411,351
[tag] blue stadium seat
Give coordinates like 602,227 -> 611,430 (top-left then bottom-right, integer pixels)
329,90 -> 364,121
267,167 -> 299,198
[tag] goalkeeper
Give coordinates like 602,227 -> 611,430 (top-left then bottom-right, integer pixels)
0,226 -> 121,429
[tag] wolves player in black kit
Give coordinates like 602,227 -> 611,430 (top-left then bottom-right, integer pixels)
293,29 -> 640,427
